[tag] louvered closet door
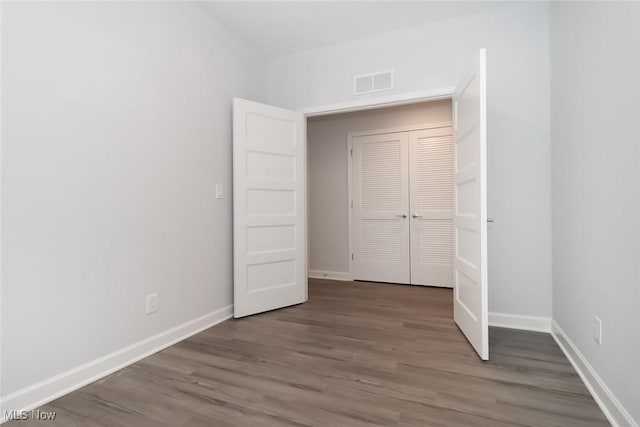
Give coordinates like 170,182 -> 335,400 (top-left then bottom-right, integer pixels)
409,127 -> 454,287
352,132 -> 410,284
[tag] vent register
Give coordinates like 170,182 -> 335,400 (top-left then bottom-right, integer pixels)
353,70 -> 394,95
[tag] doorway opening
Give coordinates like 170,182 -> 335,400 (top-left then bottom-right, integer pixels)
233,47 -> 487,359
306,99 -> 454,288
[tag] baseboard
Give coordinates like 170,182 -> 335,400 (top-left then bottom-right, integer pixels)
0,305 -> 233,424
488,312 -> 551,332
308,270 -> 352,281
551,320 -> 637,427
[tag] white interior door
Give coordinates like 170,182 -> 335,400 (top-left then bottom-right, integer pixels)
453,49 -> 489,360
351,132 -> 410,284
409,126 -> 454,288
233,98 -> 306,318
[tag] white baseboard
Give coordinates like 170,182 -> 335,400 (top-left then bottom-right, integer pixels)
488,312 -> 551,332
551,320 -> 637,427
308,270 -> 352,281
0,305 -> 233,424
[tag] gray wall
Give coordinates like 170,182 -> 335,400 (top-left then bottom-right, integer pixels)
550,2 -> 640,424
1,2 -> 264,398
270,3 -> 552,319
307,101 -> 452,275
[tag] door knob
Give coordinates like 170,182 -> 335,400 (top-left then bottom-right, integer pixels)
412,213 -> 422,218
395,213 -> 408,218
487,217 -> 495,223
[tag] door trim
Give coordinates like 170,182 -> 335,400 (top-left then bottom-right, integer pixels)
347,121 -> 453,280
300,87 -> 455,118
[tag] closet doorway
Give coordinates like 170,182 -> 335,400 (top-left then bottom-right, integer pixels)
349,123 -> 453,287
306,99 -> 453,287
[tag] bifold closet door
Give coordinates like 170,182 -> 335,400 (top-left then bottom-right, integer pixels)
351,132 -> 410,284
409,127 -> 454,288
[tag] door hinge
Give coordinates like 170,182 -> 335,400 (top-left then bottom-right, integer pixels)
350,148 -> 353,156
351,253 -> 354,261
351,200 -> 353,208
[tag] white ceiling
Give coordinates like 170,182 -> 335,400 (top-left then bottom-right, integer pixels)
200,1 -> 508,57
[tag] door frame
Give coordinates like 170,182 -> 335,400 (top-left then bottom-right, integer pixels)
298,85 -> 455,282
347,121 -> 453,281
300,87 -> 454,118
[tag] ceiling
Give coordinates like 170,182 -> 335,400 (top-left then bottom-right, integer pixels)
200,1 -> 508,57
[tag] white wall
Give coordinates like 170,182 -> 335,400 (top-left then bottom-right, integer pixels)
269,3 -> 552,319
1,1 -> 264,405
550,2 -> 640,425
307,100 -> 451,276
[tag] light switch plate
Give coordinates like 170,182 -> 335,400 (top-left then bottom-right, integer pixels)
216,184 -> 224,199
594,316 -> 602,344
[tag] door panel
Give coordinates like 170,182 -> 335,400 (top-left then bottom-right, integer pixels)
452,49 -> 489,360
409,127 -> 454,287
352,132 -> 410,284
233,98 -> 306,318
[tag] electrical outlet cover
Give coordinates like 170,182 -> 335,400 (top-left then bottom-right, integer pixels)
146,293 -> 158,314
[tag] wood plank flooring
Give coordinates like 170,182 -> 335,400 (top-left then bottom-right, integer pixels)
7,279 -> 609,426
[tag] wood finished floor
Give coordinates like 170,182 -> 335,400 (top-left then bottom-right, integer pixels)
9,279 -> 609,427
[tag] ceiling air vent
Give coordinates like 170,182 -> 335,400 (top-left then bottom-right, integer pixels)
353,70 -> 394,95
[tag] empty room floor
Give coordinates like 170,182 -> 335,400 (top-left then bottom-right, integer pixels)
8,279 -> 608,427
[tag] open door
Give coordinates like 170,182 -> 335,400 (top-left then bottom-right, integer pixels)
233,98 -> 307,318
453,49 -> 489,360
